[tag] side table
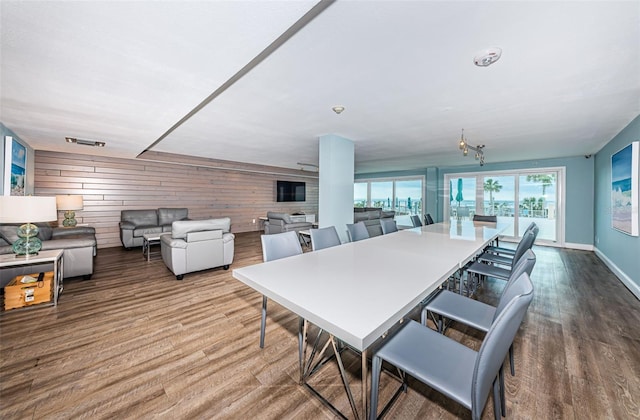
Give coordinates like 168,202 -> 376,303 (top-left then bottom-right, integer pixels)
142,233 -> 162,261
0,249 -> 64,309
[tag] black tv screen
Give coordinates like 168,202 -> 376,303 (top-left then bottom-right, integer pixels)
276,181 -> 306,202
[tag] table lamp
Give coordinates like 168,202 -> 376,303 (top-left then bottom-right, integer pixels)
0,196 -> 58,256
56,195 -> 83,227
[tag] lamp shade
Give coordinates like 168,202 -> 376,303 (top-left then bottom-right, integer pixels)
56,195 -> 83,211
0,196 -> 58,223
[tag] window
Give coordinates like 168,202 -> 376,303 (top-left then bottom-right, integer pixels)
445,168 -> 564,245
354,176 -> 425,226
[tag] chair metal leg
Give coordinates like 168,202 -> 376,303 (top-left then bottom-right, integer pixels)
499,365 -> 506,416
260,295 -> 267,348
509,344 -> 515,376
369,355 -> 383,420
492,376 -> 501,420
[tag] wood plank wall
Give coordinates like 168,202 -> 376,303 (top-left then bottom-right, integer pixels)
34,151 -> 319,249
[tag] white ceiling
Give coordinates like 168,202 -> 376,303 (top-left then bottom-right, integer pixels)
2,1 -> 639,174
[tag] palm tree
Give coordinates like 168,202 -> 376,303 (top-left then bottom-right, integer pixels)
483,178 -> 502,215
526,174 -> 555,195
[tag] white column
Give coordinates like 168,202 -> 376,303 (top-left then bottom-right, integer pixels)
319,134 -> 354,243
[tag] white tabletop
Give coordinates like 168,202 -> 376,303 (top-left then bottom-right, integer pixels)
233,221 -> 507,351
0,249 -> 64,267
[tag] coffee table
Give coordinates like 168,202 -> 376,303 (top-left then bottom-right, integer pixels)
142,233 -> 162,261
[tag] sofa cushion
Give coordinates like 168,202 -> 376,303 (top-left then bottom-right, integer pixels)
121,210 -> 158,228
0,224 -> 20,244
132,226 -> 163,237
43,237 -> 96,250
158,208 -> 188,226
36,223 -> 53,241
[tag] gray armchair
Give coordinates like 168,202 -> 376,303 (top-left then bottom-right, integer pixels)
160,218 -> 234,280
263,211 -> 312,235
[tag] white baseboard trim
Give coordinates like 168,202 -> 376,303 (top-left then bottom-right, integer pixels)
594,247 -> 640,300
564,242 -> 594,251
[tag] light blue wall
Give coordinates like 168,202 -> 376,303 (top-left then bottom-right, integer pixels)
594,114 -> 640,291
357,155 -> 594,246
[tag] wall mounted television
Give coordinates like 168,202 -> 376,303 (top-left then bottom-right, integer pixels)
276,180 -> 306,202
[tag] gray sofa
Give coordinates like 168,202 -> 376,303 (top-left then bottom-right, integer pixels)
263,211 -> 313,235
0,223 -> 97,286
160,218 -> 235,280
119,208 -> 188,248
353,208 -> 396,237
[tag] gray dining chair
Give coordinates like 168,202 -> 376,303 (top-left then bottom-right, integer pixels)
310,226 -> 341,251
424,213 -> 435,225
346,222 -> 370,242
410,215 -> 423,227
259,231 -> 303,348
485,222 -> 537,257
423,249 -> 536,403
380,218 -> 398,234
473,214 -> 498,223
462,230 -> 535,296
370,273 -> 534,420
478,226 -> 537,267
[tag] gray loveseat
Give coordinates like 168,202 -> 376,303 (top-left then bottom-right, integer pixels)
353,208 -> 396,237
119,208 -> 188,249
0,223 -> 97,286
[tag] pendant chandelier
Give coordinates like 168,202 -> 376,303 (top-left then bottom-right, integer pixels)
458,129 -> 485,166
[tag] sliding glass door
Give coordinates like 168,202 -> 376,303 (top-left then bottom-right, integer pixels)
446,168 -> 563,245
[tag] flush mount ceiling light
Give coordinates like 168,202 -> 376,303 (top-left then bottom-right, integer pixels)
65,137 -> 106,147
473,47 -> 502,67
296,162 -> 319,171
331,106 -> 345,114
457,129 -> 485,166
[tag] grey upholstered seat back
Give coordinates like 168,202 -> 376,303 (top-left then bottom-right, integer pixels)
493,259 -> 535,321
346,222 -> 370,242
473,214 -> 498,223
171,218 -> 230,239
310,226 -> 341,251
512,230 -> 535,266
410,215 -> 423,227
380,218 -> 398,234
158,208 -> 188,226
472,274 -> 534,419
261,231 -> 302,262
121,209 -> 158,227
266,211 -> 293,224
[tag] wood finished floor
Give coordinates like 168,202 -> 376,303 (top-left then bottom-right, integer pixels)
1,232 -> 639,419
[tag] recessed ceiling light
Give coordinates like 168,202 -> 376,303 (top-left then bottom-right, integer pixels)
65,137 -> 106,147
474,47 -> 502,67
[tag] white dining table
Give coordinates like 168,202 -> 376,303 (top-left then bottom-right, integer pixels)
232,220 -> 509,419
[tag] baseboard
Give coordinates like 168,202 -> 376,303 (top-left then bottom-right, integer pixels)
564,242 -> 594,251
594,247 -> 640,300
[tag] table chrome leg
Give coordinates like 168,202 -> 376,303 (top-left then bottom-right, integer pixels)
330,335 -> 360,419
362,348 -> 369,419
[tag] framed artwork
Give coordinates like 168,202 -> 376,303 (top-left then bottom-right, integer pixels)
3,136 -> 26,196
611,141 -> 639,236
